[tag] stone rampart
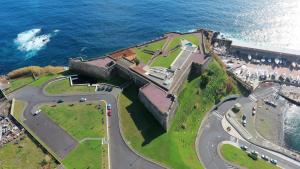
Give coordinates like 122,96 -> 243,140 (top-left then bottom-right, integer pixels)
69,59 -> 116,80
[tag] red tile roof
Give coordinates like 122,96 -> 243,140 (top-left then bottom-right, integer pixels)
140,83 -> 173,113
110,48 -> 136,61
191,52 -> 205,65
130,65 -> 146,74
86,57 -> 114,68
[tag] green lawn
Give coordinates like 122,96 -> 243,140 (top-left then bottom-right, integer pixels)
119,59 -> 240,169
220,144 -> 280,169
0,135 -> 58,169
12,99 -> 27,122
151,34 -> 200,68
63,140 -> 102,169
45,79 -> 95,95
168,34 -> 199,51
30,74 -> 60,87
7,76 -> 35,93
41,101 -> 106,169
41,102 -> 105,141
135,39 -> 167,64
151,48 -> 181,68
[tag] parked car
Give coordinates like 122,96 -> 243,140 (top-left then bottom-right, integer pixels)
270,159 -> 277,165
107,104 -> 112,110
242,119 -> 247,126
32,109 -> 41,116
107,86 -> 113,92
261,154 -> 269,161
251,150 -> 259,156
107,109 -> 112,117
99,86 -> 105,91
80,97 -> 87,102
57,99 -> 64,103
240,145 -> 248,151
252,110 -> 256,116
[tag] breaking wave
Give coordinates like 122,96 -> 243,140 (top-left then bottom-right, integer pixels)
14,28 -> 59,58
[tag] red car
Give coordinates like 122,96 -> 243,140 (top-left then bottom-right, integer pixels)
107,109 -> 112,117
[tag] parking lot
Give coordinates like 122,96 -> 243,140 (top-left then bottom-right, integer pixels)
222,56 -> 300,88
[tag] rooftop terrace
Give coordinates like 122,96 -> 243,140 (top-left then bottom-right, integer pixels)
86,57 -> 115,68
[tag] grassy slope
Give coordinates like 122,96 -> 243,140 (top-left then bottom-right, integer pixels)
41,102 -> 104,141
0,135 -> 58,169
151,48 -> 181,68
63,140 -> 102,169
45,79 -> 95,95
7,76 -> 34,93
135,39 -> 167,64
220,144 -> 280,169
30,74 -> 59,87
119,59 -> 240,169
12,100 -> 27,121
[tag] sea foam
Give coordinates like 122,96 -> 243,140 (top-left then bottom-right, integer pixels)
14,28 -> 58,58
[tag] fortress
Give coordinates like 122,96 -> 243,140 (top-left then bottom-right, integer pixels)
69,30 -> 211,130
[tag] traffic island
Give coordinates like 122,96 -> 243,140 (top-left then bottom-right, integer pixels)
219,143 -> 280,169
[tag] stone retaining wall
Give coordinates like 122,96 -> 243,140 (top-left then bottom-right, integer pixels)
230,45 -> 300,63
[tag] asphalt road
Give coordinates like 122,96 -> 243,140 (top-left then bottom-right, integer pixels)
10,80 -> 165,169
197,97 -> 300,169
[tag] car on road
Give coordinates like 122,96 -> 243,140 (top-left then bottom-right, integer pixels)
107,86 -> 113,92
252,106 -> 256,115
240,145 -> 248,151
107,109 -> 112,117
57,99 -> 64,103
251,150 -> 259,156
32,109 -> 41,116
242,119 -> 247,126
98,86 -> 105,91
261,154 -> 269,161
80,97 -> 87,102
270,159 -> 277,165
107,104 -> 111,110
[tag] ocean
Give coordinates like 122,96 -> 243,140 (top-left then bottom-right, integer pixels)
1,0 -> 300,151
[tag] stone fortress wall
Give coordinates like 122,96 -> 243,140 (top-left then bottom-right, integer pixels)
69,29 -> 212,131
69,57 -> 116,80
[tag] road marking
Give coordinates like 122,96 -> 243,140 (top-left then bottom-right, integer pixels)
212,111 -> 223,120
249,94 -> 257,102
225,164 -> 236,169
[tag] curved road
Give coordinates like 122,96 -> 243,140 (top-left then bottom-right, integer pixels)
9,80 -> 165,169
197,98 -> 300,169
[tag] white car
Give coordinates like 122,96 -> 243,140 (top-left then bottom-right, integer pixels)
32,109 -> 41,116
80,97 -> 87,102
261,155 -> 269,161
270,159 -> 277,165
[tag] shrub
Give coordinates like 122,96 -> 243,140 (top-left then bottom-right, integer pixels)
7,66 -> 64,79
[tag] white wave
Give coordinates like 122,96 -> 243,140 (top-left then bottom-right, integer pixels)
14,28 -> 59,58
15,28 -> 41,45
18,34 -> 51,52
188,29 -> 197,33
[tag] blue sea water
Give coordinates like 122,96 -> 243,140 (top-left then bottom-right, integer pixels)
1,0 -> 300,74
1,0 -> 300,151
